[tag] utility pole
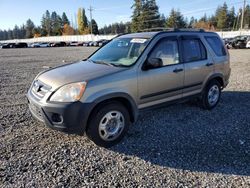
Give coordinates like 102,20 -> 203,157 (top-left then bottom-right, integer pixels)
240,0 -> 246,30
88,5 -> 94,35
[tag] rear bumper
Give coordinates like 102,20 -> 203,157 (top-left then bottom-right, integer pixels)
27,91 -> 93,134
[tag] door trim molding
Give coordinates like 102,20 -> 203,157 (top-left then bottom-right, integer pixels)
140,82 -> 202,99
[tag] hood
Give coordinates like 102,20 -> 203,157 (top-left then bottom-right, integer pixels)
38,60 -> 124,89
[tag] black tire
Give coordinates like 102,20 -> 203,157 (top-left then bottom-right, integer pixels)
201,80 -> 221,110
86,102 -> 130,148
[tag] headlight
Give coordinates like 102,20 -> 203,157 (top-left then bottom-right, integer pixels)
50,82 -> 87,102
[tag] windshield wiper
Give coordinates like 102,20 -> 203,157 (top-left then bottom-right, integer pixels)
109,63 -> 129,67
88,59 -> 128,67
88,59 -> 113,67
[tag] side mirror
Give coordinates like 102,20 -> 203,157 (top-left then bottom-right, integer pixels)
142,58 -> 163,70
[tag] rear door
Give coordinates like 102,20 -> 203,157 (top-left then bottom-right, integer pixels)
181,35 -> 214,97
138,36 -> 184,108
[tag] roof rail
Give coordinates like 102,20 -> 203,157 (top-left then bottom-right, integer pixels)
139,27 -> 175,32
175,28 -> 205,32
139,28 -> 205,33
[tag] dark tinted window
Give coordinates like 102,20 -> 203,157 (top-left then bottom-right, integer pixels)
182,39 -> 207,62
149,39 -> 179,66
205,36 -> 226,56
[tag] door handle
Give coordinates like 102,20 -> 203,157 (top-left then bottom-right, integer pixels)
206,62 -> 214,67
173,68 -> 184,73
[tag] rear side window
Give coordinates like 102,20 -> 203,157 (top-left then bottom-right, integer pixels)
205,36 -> 226,56
182,39 -> 207,62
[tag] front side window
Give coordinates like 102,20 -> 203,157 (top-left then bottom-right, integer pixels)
89,38 -> 149,67
182,39 -> 207,62
149,39 -> 179,66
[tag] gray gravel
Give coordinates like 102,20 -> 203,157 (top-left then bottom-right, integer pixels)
0,47 -> 250,187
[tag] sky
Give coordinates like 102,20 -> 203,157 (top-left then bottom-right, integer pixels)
0,0 -> 246,30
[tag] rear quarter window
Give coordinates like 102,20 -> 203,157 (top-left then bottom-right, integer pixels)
205,36 -> 226,56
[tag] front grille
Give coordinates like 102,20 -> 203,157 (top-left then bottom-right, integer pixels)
31,80 -> 51,99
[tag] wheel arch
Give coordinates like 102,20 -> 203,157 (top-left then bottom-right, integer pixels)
86,93 -> 139,130
204,73 -> 225,89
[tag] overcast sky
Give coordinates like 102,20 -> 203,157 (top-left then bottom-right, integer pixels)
0,0 -> 245,30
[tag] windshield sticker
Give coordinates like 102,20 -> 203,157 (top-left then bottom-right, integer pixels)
131,38 -> 147,43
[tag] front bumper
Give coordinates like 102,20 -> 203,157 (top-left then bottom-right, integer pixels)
27,90 -> 93,134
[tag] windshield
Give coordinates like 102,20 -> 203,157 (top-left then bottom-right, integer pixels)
89,38 -> 150,67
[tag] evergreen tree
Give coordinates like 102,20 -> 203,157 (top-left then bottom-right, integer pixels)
140,0 -> 164,30
227,7 -> 236,30
7,29 -> 13,39
25,19 -> 35,38
32,27 -> 42,37
99,22 -> 131,34
131,0 -> 163,32
166,9 -> 186,28
131,0 -> 143,32
0,30 -> 8,40
216,2 -> 228,30
51,11 -> 62,35
13,25 -> 21,39
209,15 -> 217,28
62,12 -> 70,25
19,25 -> 26,39
41,10 -> 52,36
91,19 -> 99,35
244,5 -> 250,29
77,8 -> 88,34
200,14 -> 208,22
188,16 -> 196,28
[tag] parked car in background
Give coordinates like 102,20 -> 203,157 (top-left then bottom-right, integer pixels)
30,43 -> 41,48
88,41 -> 95,47
98,39 -> 110,47
51,42 -> 66,47
228,35 -> 250,49
223,37 -> 233,49
246,40 -> 250,49
1,43 -> 15,49
14,42 -> 28,48
92,40 -> 100,47
27,29 -> 230,147
39,42 -> 50,48
69,41 -> 79,46
82,41 -> 91,46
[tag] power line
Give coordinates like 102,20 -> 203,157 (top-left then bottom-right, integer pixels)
182,1 -> 244,16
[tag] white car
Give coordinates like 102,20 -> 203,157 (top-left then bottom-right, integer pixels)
39,42 -> 50,47
246,41 -> 250,48
69,41 -> 79,46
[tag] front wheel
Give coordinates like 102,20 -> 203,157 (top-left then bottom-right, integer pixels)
86,102 -> 130,148
201,80 -> 221,110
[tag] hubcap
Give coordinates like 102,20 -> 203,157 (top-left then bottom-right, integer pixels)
208,85 -> 220,106
98,111 -> 125,141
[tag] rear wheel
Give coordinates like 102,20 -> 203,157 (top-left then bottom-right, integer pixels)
201,80 -> 221,110
86,102 -> 130,148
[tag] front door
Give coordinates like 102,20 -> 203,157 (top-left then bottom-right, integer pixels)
138,36 -> 184,109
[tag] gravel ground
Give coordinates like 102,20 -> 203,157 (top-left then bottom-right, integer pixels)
0,47 -> 250,187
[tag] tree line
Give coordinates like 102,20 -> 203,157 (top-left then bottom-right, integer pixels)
0,0 -> 250,40
0,9 -> 99,40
